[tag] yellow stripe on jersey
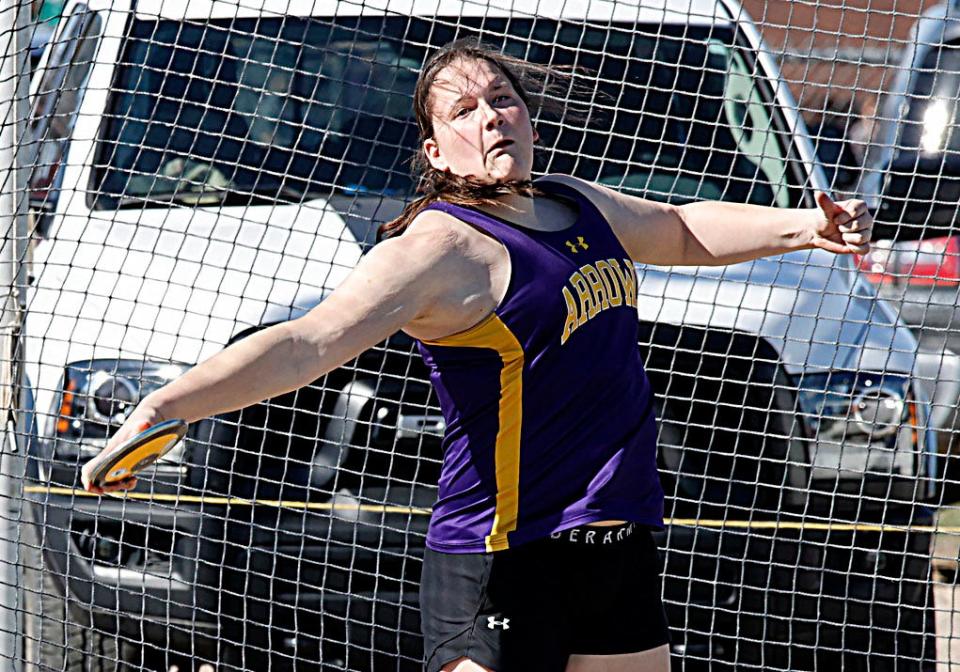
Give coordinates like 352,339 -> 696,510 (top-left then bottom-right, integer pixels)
421,313 -> 525,552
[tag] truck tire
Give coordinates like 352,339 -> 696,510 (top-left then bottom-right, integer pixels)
21,525 -> 121,672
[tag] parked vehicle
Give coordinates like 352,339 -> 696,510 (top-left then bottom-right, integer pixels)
859,0 -> 960,249
19,0 -> 955,669
856,0 -> 960,351
857,236 -> 960,354
856,0 -> 960,490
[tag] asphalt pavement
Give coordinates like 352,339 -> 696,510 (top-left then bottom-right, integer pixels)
937,579 -> 960,671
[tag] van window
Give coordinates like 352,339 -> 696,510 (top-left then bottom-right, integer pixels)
28,4 -> 102,212
89,17 -> 801,210
870,40 -> 960,237
901,41 -> 960,154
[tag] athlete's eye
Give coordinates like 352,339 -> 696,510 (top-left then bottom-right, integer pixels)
453,106 -> 471,118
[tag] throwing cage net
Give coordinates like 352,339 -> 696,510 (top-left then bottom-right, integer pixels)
0,0 -> 958,670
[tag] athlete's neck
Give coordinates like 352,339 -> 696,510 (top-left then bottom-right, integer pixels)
491,192 -> 536,216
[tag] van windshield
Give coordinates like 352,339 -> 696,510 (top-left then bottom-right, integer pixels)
90,17 -> 798,210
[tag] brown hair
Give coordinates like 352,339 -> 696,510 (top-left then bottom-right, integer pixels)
378,38 -> 578,240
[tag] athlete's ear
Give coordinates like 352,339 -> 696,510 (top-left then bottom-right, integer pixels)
532,126 -> 539,143
423,138 -> 448,171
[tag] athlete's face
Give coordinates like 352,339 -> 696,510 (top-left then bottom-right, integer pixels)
423,58 -> 538,184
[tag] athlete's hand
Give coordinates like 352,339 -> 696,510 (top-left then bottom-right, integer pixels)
809,191 -> 873,255
81,403 -> 166,495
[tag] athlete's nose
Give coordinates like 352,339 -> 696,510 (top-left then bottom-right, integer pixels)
486,115 -> 504,131
479,99 -> 504,131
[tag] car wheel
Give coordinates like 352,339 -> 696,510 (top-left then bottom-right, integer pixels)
21,524 -> 123,672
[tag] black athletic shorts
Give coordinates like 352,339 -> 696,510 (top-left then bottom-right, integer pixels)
420,522 -> 671,672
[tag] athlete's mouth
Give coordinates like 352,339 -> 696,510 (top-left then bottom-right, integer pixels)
488,139 -> 514,156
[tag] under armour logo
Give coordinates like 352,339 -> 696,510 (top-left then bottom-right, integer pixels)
565,236 -> 589,254
487,616 -> 511,630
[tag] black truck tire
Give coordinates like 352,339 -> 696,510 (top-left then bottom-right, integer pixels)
21,525 -> 122,672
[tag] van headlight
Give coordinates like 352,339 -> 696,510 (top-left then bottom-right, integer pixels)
793,371 -> 922,481
50,359 -> 189,460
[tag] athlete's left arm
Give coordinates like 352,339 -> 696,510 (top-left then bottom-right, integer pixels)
544,175 -> 872,266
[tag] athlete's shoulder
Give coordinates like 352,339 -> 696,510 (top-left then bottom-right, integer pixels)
536,173 -> 587,193
385,207 -> 466,256
370,206 -> 484,288
536,174 -> 610,197
537,174 -> 675,227
538,175 -> 632,227
536,173 -> 592,189
535,174 -> 625,214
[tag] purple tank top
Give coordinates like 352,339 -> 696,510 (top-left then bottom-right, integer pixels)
417,177 -> 664,554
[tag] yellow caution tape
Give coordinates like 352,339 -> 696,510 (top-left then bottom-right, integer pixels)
665,519 -> 944,533
21,486 -> 957,533
23,485 -> 433,515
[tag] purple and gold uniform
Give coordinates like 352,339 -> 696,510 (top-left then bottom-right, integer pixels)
418,178 -> 664,554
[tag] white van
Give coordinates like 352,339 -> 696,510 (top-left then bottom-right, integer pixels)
19,0 -> 953,669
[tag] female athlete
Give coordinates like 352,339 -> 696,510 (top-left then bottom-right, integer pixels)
83,40 -> 873,672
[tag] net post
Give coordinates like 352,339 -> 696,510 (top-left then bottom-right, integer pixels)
0,0 -> 30,668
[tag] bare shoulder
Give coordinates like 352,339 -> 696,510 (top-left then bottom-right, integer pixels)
408,207 -> 476,247
362,208 -> 498,308
538,173 -> 676,224
369,209 -> 469,272
537,174 -> 611,200
377,206 -> 506,339
537,174 -> 633,219
538,173 -> 658,208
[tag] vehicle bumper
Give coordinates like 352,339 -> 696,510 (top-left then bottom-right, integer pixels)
26,479 -> 933,668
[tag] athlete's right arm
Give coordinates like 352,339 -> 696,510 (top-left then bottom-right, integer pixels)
82,214 -> 462,492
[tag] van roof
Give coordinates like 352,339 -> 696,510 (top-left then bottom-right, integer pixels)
135,0 -> 735,24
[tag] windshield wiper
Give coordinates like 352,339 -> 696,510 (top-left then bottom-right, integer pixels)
114,188 -> 230,209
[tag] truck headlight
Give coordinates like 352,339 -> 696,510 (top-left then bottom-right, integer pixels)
793,371 -> 921,480
50,359 -> 189,460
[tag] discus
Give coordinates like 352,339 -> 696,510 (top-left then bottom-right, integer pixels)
83,419 -> 188,489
